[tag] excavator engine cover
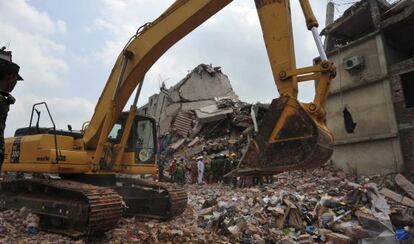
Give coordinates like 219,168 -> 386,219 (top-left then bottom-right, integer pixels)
237,96 -> 333,176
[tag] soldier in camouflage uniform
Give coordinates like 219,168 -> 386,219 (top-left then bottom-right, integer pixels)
175,163 -> 185,186
212,154 -> 225,183
0,48 -> 23,171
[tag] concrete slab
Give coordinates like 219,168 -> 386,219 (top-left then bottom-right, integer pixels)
159,116 -> 174,135
195,104 -> 233,124
176,65 -> 238,102
168,89 -> 181,103
170,138 -> 185,151
165,103 -> 181,118
181,100 -> 216,111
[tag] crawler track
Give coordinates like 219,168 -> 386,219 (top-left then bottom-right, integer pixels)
115,177 -> 187,219
0,177 -> 187,237
0,179 -> 123,237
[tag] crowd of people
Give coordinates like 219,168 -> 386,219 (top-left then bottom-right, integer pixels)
157,152 -> 239,186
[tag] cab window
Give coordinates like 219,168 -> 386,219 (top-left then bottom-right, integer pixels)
135,120 -> 155,164
108,123 -> 123,143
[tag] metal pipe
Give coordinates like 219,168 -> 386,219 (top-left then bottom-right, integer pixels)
311,27 -> 328,61
133,76 -> 145,107
250,105 -> 259,133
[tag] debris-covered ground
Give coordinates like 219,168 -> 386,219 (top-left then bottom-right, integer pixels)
2,165 -> 414,243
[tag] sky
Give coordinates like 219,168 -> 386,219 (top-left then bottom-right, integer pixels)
0,0 -> 359,136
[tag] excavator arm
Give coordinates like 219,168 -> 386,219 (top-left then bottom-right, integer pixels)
83,0 -> 336,174
237,0 -> 336,175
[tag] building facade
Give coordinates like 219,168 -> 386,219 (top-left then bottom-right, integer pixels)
324,0 -> 414,174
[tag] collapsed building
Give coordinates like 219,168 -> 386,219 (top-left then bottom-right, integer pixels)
138,64 -> 268,160
323,0 -> 414,175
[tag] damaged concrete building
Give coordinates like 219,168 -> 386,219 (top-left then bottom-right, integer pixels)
138,64 -> 267,159
139,64 -> 239,133
323,0 -> 414,174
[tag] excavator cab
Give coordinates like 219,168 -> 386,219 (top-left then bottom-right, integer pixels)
108,113 -> 157,165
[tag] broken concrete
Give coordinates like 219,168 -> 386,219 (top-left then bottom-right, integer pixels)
394,174 -> 414,199
195,104 -> 233,124
180,100 -> 216,111
170,64 -> 238,102
2,165 -> 414,243
380,187 -> 414,208
138,63 -> 269,162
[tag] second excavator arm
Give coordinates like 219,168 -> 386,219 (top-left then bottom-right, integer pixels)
83,0 -> 335,174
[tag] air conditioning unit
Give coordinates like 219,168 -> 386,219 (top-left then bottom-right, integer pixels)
343,56 -> 364,71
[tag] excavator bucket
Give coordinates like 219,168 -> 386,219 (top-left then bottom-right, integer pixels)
235,96 -> 333,176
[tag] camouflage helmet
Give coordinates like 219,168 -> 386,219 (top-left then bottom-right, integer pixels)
0,48 -> 23,81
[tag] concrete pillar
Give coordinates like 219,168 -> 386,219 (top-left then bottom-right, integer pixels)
324,1 -> 335,50
326,1 -> 335,26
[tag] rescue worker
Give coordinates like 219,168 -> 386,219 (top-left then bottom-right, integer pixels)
197,156 -> 204,185
265,175 -> 274,184
175,162 -> 184,186
229,153 -> 238,168
190,156 -> 198,184
210,155 -> 218,183
253,176 -> 264,186
253,175 -> 263,186
182,157 -> 191,183
204,158 -> 212,184
0,48 -> 22,171
229,153 -> 239,187
202,151 -> 211,183
212,154 -> 224,183
222,154 -> 232,184
169,158 -> 177,182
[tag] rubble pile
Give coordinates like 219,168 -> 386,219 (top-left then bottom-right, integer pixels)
164,98 -> 268,160
146,64 -> 269,160
1,165 -> 414,242
0,208 -> 78,244
103,166 -> 414,243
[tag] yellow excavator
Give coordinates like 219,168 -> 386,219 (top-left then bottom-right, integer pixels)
0,0 -> 335,237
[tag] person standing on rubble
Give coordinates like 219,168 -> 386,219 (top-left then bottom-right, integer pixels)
183,157 -> 191,183
229,153 -> 238,167
212,154 -> 224,183
190,156 -> 198,184
229,153 -> 239,187
0,48 -> 23,173
204,159 -> 212,184
222,154 -> 232,184
169,158 -> 177,182
175,162 -> 184,186
210,155 -> 218,183
217,154 -> 226,183
197,155 -> 204,185
253,176 -> 264,186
